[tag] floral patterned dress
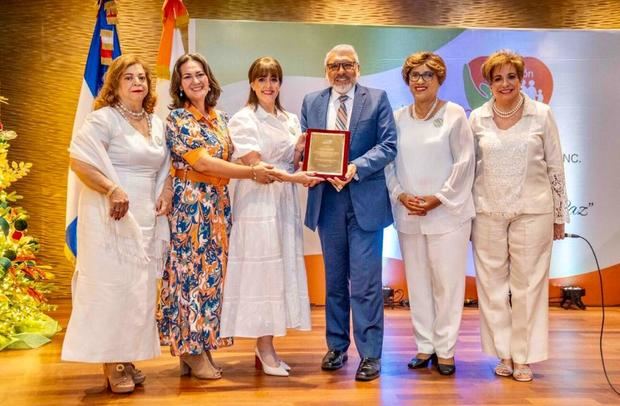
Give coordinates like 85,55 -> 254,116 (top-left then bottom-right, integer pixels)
158,105 -> 234,355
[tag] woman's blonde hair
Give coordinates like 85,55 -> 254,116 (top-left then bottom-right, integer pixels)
481,49 -> 525,82
93,54 -> 156,113
401,52 -> 447,85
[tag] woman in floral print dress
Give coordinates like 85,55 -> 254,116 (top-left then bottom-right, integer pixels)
158,53 -> 274,380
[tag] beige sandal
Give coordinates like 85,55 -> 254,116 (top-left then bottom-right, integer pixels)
124,363 -> 146,385
205,350 -> 223,373
513,365 -> 533,382
103,363 -> 135,393
179,353 -> 222,380
494,361 -> 513,377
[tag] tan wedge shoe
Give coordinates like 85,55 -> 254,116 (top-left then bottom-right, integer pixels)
103,363 -> 135,393
124,363 -> 146,385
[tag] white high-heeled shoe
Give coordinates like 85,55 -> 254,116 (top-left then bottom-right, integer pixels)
280,360 -> 291,371
255,348 -> 289,377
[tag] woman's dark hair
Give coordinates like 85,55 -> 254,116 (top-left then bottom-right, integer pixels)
169,53 -> 221,109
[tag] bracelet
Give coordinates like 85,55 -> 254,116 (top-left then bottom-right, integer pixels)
106,184 -> 119,198
250,164 -> 257,181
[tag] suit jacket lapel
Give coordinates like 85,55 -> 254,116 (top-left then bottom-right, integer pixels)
348,84 -> 367,136
312,89 -> 330,195
318,88 -> 330,128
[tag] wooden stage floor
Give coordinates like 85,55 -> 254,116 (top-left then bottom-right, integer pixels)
1,299 -> 619,405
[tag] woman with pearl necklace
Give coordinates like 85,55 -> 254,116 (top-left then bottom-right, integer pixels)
385,51 -> 476,376
469,49 -> 569,382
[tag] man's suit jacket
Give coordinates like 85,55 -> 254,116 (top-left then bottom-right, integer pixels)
301,84 -> 397,232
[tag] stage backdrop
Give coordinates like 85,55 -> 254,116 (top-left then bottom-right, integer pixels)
191,19 -> 620,304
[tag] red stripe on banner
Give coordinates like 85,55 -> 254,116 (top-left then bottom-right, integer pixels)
100,48 -> 113,59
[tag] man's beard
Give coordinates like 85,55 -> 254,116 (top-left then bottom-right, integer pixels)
331,81 -> 354,94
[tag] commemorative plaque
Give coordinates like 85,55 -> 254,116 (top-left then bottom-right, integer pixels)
302,129 -> 350,179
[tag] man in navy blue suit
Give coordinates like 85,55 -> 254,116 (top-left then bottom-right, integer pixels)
301,44 -> 397,381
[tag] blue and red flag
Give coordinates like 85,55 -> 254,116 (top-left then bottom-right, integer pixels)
65,0 -> 122,263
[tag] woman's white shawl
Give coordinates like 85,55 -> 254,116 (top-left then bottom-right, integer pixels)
67,108 -> 170,276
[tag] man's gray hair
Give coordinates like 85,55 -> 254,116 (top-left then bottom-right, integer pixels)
324,44 -> 360,66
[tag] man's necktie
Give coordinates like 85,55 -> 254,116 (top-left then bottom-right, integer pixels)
335,95 -> 349,130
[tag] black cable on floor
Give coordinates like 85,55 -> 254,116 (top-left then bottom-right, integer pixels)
565,233 -> 620,395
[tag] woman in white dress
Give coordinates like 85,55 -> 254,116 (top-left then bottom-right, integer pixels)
62,54 -> 172,393
221,57 -> 322,376
469,50 -> 568,382
385,52 -> 475,376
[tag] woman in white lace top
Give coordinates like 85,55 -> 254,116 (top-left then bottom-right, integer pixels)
469,50 -> 569,382
385,52 -> 475,376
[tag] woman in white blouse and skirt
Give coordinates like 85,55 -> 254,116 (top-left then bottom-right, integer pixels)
385,52 -> 475,376
469,50 -> 568,382
220,57 -> 322,376
62,55 -> 171,393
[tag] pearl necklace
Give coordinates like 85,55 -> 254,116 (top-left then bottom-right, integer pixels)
492,94 -> 524,118
411,98 -> 438,121
115,104 -> 152,139
116,102 -> 147,119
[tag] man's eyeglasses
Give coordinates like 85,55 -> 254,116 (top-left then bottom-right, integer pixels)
327,62 -> 357,72
409,71 -> 435,83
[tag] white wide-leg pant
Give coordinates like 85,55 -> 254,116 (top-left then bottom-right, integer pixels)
472,212 -> 554,364
399,221 -> 471,358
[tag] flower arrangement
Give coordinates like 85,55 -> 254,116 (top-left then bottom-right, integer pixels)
0,96 -> 60,350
